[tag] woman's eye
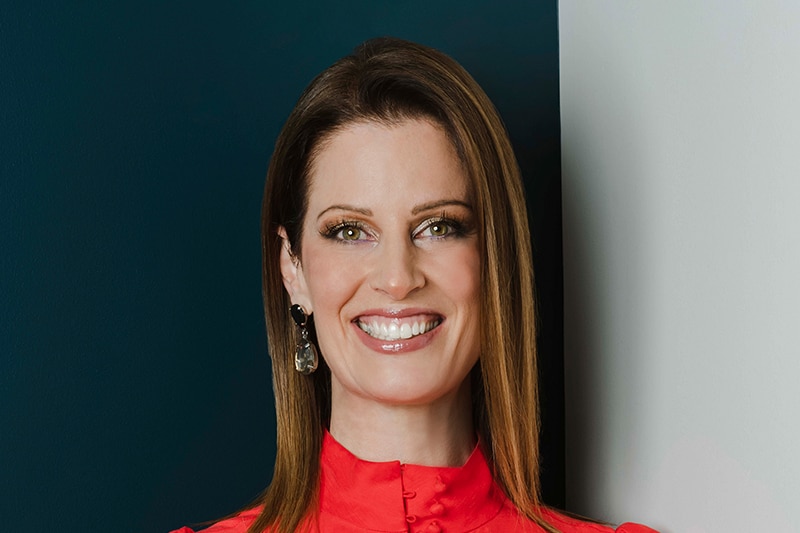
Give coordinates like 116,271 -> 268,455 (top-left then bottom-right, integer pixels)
427,223 -> 450,237
322,222 -> 370,242
340,226 -> 362,241
417,220 -> 455,238
321,219 -> 376,243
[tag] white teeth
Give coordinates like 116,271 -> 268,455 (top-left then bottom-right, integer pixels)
358,318 -> 441,341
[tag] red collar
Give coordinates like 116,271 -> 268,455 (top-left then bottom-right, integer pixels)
319,431 -> 506,531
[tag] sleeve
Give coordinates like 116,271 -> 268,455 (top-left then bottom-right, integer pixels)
168,507 -> 262,533
616,523 -> 660,533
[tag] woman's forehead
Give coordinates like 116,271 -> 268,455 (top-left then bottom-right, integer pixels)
304,119 -> 471,214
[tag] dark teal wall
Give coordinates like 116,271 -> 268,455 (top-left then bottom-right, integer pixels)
1,2 -> 561,531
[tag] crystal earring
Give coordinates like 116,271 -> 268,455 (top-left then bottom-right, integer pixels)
290,304 -> 318,374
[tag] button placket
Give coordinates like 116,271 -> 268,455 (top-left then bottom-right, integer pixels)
399,464 -> 418,529
402,473 -> 450,532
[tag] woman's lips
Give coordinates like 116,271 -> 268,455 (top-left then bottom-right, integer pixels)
352,311 -> 444,353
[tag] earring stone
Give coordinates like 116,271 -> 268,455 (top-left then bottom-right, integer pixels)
291,304 -> 318,375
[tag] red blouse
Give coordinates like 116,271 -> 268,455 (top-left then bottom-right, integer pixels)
172,432 -> 657,533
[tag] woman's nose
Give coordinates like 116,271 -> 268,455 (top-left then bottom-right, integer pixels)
368,237 -> 424,300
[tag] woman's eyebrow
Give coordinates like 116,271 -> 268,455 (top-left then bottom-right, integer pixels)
411,199 -> 472,214
316,204 -> 373,221
316,200 -> 471,221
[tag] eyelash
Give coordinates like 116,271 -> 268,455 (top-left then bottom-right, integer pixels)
321,220 -> 371,242
416,216 -> 469,239
320,215 -> 471,243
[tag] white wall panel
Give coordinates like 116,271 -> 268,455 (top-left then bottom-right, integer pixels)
559,3 -> 800,531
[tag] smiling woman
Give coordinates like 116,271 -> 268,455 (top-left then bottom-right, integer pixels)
171,38 -> 657,533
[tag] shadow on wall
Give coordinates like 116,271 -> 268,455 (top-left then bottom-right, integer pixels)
561,156 -> 606,513
560,48 -> 653,521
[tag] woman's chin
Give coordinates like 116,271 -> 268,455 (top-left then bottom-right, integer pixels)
342,371 -> 465,408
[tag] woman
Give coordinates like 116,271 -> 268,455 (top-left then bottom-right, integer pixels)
173,38 -> 656,533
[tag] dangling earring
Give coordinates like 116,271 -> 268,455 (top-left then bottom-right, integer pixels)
290,304 -> 318,374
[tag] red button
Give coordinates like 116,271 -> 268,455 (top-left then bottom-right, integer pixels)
426,522 -> 441,532
405,515 -> 417,523
403,490 -> 417,498
430,502 -> 444,515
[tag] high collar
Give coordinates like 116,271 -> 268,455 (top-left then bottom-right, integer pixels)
319,430 -> 506,532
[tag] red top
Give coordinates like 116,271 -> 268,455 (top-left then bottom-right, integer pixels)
172,432 -> 657,533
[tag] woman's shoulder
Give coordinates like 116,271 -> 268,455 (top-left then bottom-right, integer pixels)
169,507 -> 261,533
542,507 -> 659,533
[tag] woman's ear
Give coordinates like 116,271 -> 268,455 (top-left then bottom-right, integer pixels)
278,226 -> 311,312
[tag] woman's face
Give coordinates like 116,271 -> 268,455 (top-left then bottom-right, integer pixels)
280,118 -> 481,408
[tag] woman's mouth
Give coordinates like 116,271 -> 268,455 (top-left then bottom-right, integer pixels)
356,315 -> 443,341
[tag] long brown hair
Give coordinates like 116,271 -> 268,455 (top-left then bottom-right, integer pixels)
255,37 -> 554,533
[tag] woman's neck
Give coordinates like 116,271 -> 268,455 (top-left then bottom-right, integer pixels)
328,379 -> 476,467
